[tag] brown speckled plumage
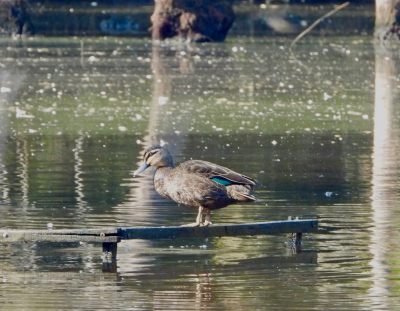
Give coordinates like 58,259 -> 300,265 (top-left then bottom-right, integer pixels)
133,146 -> 260,227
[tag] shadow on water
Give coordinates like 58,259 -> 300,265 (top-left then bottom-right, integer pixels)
0,21 -> 400,310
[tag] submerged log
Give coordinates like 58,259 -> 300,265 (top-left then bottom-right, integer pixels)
0,0 -> 34,36
151,0 -> 235,42
374,0 -> 399,40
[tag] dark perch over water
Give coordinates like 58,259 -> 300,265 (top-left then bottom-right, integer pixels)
134,146 -> 260,227
0,219 -> 318,272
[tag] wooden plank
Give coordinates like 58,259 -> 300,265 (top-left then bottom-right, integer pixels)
0,228 -> 119,243
120,220 -> 318,240
0,220 -> 318,243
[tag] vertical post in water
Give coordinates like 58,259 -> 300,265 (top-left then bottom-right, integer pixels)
102,242 -> 118,272
287,216 -> 302,254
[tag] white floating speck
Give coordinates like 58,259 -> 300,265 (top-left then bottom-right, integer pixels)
88,56 -> 98,62
3,232 -> 8,238
158,96 -> 169,106
108,98 -> 118,102
118,126 -> 127,132
362,115 -> 368,120
16,107 -> 34,119
136,139 -> 141,145
47,223 -> 53,228
199,245 -> 207,249
232,47 -> 238,52
325,192 -> 333,198
28,129 -> 37,133
323,92 -> 332,101
160,139 -> 166,147
271,140 -> 277,145
0,87 -> 11,93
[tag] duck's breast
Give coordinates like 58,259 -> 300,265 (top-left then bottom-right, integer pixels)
153,167 -> 173,200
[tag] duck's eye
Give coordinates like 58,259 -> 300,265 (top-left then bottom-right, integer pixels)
145,149 -> 158,161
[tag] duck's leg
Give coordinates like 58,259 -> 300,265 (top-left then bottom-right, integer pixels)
203,209 -> 212,227
181,206 -> 203,227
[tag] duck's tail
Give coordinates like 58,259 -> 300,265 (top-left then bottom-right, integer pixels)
228,184 -> 259,202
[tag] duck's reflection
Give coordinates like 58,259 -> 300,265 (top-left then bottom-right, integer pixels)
119,43 -> 196,228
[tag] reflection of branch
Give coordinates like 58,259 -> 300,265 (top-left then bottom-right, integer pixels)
288,49 -> 311,73
289,2 -> 350,50
288,2 -> 350,73
16,138 -> 29,206
74,132 -> 88,210
80,41 -> 84,68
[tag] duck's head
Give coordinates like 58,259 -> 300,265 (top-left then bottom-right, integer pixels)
133,145 -> 174,176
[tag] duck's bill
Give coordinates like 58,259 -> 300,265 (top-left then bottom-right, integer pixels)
133,162 -> 150,177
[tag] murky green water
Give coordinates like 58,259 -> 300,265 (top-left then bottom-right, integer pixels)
1,31 -> 400,310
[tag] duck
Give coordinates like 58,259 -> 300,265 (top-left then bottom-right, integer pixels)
133,146 -> 260,227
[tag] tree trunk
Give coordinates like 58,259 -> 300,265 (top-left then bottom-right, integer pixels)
151,0 -> 235,42
374,0 -> 399,40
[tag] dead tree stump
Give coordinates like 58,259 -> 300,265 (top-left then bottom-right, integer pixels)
151,0 -> 235,42
375,0 -> 400,40
0,0 -> 34,36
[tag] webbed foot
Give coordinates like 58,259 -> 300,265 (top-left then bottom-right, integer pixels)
181,222 -> 201,227
202,220 -> 212,227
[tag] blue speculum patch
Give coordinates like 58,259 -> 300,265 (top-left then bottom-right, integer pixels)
211,177 -> 233,186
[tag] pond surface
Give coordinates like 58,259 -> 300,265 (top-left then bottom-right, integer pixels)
0,32 -> 400,309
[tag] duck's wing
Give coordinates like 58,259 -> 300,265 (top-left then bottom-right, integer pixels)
177,160 -> 261,187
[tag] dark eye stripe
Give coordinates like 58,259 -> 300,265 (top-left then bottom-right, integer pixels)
144,150 -> 157,162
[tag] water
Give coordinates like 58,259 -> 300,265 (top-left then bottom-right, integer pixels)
1,33 -> 400,309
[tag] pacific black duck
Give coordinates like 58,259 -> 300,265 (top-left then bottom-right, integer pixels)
133,146 -> 260,227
